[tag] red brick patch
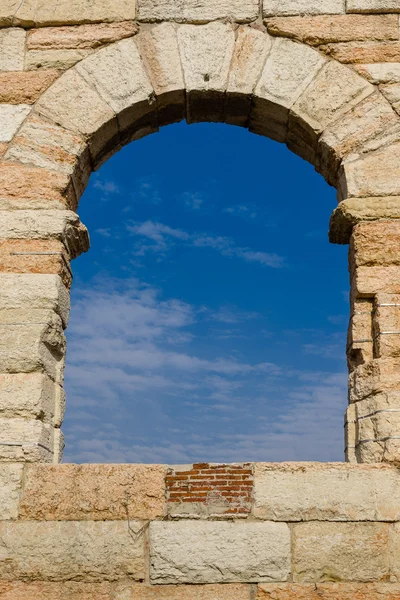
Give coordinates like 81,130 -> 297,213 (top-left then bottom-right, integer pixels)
166,463 -> 254,516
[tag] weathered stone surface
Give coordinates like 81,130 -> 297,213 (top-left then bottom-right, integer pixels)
226,27 -> 272,126
0,581 -> 112,600
0,372 -> 63,424
177,22 -> 235,123
381,82 -> 400,112
0,28 -> 25,71
150,521 -> 290,584
355,395 -> 400,448
76,38 -> 155,136
351,221 -> 400,266
352,265 -> 400,296
137,23 -> 185,126
138,0 -> 259,23
27,22 -> 138,50
13,0 -> 136,26
0,521 -> 145,581
330,197 -> 400,244
0,162 -> 76,211
0,464 -> 23,520
356,63 -> 400,84
293,522 -> 390,582
0,274 -> 70,328
0,70 -> 59,104
256,583 -> 400,599
263,0 -> 344,16
253,462 -> 400,521
0,210 -> 89,259
251,39 -> 325,141
36,68 -> 118,164
20,464 -> 166,521
0,419 -> 55,463
347,0 -> 400,12
339,141 -> 400,199
350,358 -> 400,401
321,41 -> 400,64
265,15 -> 398,44
114,583 -> 251,599
0,105 -> 31,143
25,49 -> 93,71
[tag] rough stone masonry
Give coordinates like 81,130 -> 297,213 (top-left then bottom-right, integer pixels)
2,0 -> 400,597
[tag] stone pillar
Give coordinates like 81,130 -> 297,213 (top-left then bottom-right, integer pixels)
0,210 -> 89,463
346,220 -> 400,465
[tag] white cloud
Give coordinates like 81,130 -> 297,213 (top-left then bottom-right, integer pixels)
93,179 -> 120,195
182,191 -> 204,210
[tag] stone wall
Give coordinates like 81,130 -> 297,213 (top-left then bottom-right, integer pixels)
2,0 -> 400,596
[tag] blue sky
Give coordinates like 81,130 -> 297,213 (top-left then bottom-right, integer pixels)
63,121 -> 349,464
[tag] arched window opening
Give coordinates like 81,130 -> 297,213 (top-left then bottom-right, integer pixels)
64,122 -> 348,464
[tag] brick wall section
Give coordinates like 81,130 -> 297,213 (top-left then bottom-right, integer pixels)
166,463 -> 254,516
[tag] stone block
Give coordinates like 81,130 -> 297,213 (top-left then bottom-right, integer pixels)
389,523 -> 400,580
265,15 -> 399,44
0,70 -> 59,105
0,274 -> 70,328
27,22 -> 138,50
114,583 -> 251,599
292,522 -> 390,582
347,0 -> 400,12
0,419 -> 55,463
321,41 -> 400,64
0,28 -> 25,71
263,0 -> 344,16
254,462 -> 400,521
381,83 -> 400,112
36,68 -> 118,166
0,372 -> 63,424
0,105 -> 31,144
226,27 -> 272,126
373,293 -> 400,358
76,38 -> 156,138
138,0 -> 259,23
177,22 -> 235,123
13,0 -> 136,26
347,298 -> 374,369
345,404 -> 357,463
356,63 -> 400,85
26,49 -> 93,71
0,582 -> 112,600
351,221 -> 400,267
349,358 -> 400,402
0,521 -> 145,581
137,23 -> 185,126
0,161 -> 76,211
20,464 -> 166,521
256,583 -> 400,599
0,464 -> 23,520
150,521 -> 290,584
355,395 -> 400,450
339,141 -> 400,198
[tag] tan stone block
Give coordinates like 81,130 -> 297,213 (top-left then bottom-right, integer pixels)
114,583 -> 251,599
20,464 -> 166,521
0,28 -> 26,71
76,38 -> 156,138
0,464 -> 23,520
0,273 -> 70,328
381,82 -> 400,113
0,70 -> 59,105
264,0 -> 344,16
347,0 -> 400,12
36,68 -> 118,166
321,41 -> 400,64
356,397 -> 400,448
226,27 -> 272,126
0,209 -> 89,260
150,521 -> 290,584
13,0 -> 136,26
351,221 -> 400,267
373,293 -> 400,358
25,49 -> 93,71
254,462 -> 400,521
0,161 -> 76,211
177,22 -> 235,123
289,61 -> 373,163
265,15 -> 399,45
0,1 -> 27,27
256,583 -> 400,599
293,522 -> 390,582
0,521 -> 145,581
0,143 -> 8,158
345,404 -> 357,463
339,141 -> 400,199
250,39 -> 325,141
0,419 -> 55,463
349,358 -> 400,402
0,105 -> 31,144
356,63 -> 400,85
28,22 -> 139,50
0,372 -> 62,424
138,0 -> 259,23
137,23 -> 185,127
0,582 -> 112,600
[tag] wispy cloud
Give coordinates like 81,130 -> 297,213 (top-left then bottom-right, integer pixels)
224,204 -> 257,220
182,191 -> 204,210
93,179 -> 120,195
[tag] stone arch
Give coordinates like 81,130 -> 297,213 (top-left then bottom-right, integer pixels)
2,22 -> 400,464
